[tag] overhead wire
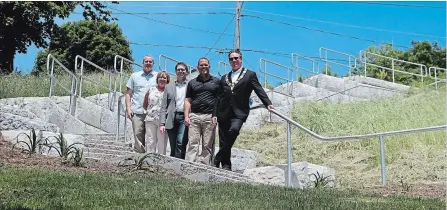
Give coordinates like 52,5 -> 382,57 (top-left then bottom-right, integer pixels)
242,14 -> 411,49
204,17 -> 235,57
107,6 -> 233,36
241,9 -> 445,39
344,1 -> 446,9
73,12 -> 234,15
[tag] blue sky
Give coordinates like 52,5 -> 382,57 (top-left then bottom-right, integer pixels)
14,1 -> 446,85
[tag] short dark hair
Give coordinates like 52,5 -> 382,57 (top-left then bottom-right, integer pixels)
228,49 -> 242,58
197,57 -> 210,66
175,62 -> 189,74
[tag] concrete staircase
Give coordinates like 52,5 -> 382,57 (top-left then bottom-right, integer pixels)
78,133 -> 262,185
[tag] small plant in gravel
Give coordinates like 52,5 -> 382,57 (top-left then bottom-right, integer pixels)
11,128 -> 46,155
45,133 -> 85,166
71,147 -> 84,167
118,153 -> 151,170
311,171 -> 332,188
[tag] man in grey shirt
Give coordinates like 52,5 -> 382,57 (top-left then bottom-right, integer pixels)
125,55 -> 158,153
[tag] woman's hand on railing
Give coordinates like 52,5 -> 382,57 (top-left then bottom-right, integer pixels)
160,126 -> 166,134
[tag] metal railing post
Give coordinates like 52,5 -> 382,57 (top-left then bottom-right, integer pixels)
286,121 -> 292,187
116,95 -> 122,142
391,59 -> 395,83
379,135 -> 386,185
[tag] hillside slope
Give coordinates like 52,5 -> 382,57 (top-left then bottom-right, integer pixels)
235,89 -> 446,190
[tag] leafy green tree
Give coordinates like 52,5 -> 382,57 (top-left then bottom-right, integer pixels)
356,41 -> 446,86
33,20 -> 132,75
0,1 -> 118,75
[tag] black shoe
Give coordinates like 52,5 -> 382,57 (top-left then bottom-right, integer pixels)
213,159 -> 220,168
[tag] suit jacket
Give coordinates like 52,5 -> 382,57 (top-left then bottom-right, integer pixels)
213,68 -> 272,122
159,82 -> 186,129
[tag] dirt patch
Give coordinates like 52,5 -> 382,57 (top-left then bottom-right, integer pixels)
0,137 -> 182,179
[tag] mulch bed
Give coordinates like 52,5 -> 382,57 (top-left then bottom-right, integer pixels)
0,135 -> 182,179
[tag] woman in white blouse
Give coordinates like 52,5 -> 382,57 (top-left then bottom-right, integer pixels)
143,71 -> 170,154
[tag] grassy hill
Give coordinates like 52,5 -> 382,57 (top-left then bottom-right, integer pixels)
236,89 -> 446,190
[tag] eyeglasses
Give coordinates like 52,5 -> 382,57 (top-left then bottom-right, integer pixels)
176,68 -> 187,72
229,57 -> 239,61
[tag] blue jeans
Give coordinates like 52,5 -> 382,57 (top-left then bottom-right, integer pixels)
167,112 -> 188,159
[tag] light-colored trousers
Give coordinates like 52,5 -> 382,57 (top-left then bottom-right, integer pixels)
185,113 -> 216,165
132,114 -> 146,153
145,120 -> 168,155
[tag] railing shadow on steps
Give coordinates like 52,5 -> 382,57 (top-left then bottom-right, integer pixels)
249,104 -> 446,188
47,54 -> 78,116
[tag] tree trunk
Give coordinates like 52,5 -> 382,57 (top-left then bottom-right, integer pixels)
0,38 -> 15,75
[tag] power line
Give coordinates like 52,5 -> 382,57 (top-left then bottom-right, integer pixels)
107,6 -> 233,37
242,9 -> 445,39
243,14 -> 411,49
345,1 -> 446,9
73,12 -> 234,15
129,42 -> 349,62
204,17 -> 235,57
115,4 -> 235,11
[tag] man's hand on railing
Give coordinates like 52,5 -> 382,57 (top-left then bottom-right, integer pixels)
267,104 -> 275,111
126,109 -> 133,119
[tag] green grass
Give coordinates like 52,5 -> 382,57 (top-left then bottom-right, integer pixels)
0,72 -> 131,99
0,165 -> 444,210
236,89 -> 446,188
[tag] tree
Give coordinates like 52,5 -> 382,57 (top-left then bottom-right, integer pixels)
355,41 -> 446,86
33,20 -> 132,75
0,1 -> 118,75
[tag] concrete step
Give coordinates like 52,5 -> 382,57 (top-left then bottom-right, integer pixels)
80,133 -> 125,141
85,143 -> 134,152
83,152 -> 134,160
85,148 -> 134,156
84,139 -> 131,147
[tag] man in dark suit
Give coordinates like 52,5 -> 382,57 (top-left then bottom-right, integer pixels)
213,49 -> 274,171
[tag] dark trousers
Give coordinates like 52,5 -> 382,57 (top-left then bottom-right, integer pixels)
214,110 -> 244,170
167,112 -> 188,159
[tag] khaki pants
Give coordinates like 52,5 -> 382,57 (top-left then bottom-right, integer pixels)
145,120 -> 168,155
185,113 -> 216,165
132,114 -> 146,153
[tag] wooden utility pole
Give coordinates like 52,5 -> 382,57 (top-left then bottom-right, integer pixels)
234,1 -> 242,50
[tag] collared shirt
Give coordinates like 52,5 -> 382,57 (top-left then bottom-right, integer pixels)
185,75 -> 220,114
126,70 -> 158,114
230,66 -> 243,83
175,80 -> 188,112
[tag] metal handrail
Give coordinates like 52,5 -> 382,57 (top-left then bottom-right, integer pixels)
428,67 -> 446,90
75,55 -> 115,110
114,55 -> 142,92
218,61 -> 231,76
291,53 -> 319,76
116,94 -> 128,142
359,50 -> 428,87
250,105 -> 446,187
158,54 -> 194,79
259,58 -> 295,96
319,47 -> 357,76
47,54 -> 78,115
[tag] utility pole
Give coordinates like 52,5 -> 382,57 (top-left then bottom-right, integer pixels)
234,1 -> 242,50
